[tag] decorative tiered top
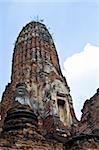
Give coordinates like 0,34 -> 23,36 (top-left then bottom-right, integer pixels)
16,21 -> 54,46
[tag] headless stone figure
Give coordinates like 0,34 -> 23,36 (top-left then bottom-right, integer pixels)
13,81 -> 31,107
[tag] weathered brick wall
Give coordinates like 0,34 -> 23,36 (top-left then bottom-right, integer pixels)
77,88 -> 99,134
65,135 -> 99,150
64,89 -> 99,150
0,139 -> 63,150
1,83 -> 13,121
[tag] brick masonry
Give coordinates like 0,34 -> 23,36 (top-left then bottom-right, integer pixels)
0,21 -> 99,149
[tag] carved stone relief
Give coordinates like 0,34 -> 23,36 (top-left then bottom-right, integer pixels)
13,82 -> 31,107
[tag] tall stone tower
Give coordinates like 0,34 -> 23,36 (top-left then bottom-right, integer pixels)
0,21 -> 78,149
0,21 -> 99,150
1,21 -> 76,126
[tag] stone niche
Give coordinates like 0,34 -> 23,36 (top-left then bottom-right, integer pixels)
50,79 -> 72,127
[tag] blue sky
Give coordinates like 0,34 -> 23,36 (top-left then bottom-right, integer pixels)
0,0 -> 99,119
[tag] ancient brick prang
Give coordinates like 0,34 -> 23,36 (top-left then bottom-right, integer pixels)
0,21 -> 99,149
1,21 -> 77,129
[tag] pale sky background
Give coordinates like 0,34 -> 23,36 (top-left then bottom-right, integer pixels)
0,0 -> 99,119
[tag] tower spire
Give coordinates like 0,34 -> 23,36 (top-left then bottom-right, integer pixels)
1,21 -> 77,136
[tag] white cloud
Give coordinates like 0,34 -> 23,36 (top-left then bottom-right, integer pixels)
63,43 -> 99,120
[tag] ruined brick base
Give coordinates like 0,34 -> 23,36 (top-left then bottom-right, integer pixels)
0,129 -> 63,150
65,134 -> 99,150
